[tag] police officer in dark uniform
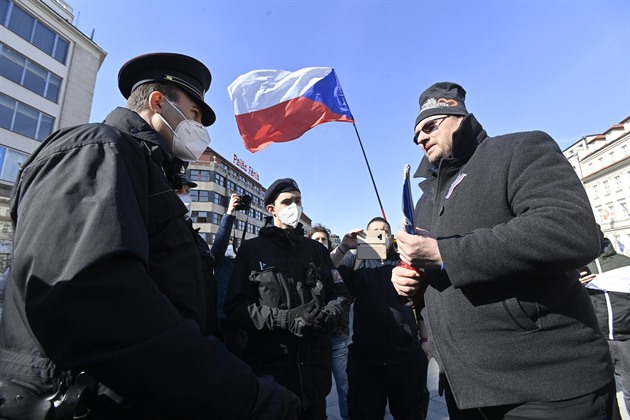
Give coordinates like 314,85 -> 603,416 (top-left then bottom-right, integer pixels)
225,178 -> 350,420
0,53 -> 299,419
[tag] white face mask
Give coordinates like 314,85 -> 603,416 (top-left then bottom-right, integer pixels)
277,203 -> 302,228
178,192 -> 193,220
159,98 -> 211,162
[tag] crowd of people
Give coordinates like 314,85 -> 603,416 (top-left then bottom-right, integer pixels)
0,50 -> 627,420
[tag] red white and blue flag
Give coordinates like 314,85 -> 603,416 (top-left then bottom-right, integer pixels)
227,67 -> 354,152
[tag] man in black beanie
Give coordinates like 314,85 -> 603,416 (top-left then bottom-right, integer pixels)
391,81 -> 617,419
225,177 -> 350,420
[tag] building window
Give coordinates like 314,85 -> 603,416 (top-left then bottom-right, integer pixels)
211,192 -> 223,205
623,145 -> 629,157
593,185 -> 599,200
610,151 -> 616,163
236,220 -> 246,231
0,93 -> 53,140
0,44 -> 62,102
604,180 -> 610,196
0,145 -> 27,182
2,0 -> 69,63
608,206 -> 616,221
598,157 -> 604,168
192,211 -> 208,223
214,172 -> 225,187
615,175 -> 623,191
190,190 -> 209,202
621,203 -> 630,219
190,169 -> 210,182
211,212 -> 221,225
226,180 -> 236,193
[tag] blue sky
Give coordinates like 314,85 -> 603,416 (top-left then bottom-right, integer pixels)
72,0 -> 630,237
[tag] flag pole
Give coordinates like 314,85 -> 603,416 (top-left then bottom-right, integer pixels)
352,123 -> 387,221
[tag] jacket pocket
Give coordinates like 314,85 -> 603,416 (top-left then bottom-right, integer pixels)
251,267 -> 289,309
500,292 -> 540,332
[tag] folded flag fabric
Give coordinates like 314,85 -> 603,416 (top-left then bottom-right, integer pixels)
227,67 -> 354,152
402,164 -> 416,235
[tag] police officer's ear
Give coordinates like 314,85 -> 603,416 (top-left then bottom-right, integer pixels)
148,91 -> 164,114
266,203 -> 276,217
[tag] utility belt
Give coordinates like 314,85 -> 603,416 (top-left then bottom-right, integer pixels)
0,372 -> 118,420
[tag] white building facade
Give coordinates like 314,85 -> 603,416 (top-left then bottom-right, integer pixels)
564,115 -> 630,255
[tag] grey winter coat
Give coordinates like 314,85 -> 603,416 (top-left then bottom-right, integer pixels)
414,114 -> 613,409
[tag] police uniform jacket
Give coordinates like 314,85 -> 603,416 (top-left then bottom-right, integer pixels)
0,107 -> 272,418
224,221 -> 348,409
414,113 -> 613,409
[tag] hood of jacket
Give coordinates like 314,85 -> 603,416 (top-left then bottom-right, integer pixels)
260,217 -> 305,247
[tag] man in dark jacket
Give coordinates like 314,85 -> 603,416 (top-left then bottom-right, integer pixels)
582,232 -> 630,416
337,217 -> 428,420
0,52 -> 299,419
225,178 -> 349,420
391,82 -> 616,419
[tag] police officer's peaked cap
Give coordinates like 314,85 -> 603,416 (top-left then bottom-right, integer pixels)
264,178 -> 301,206
118,52 -> 216,126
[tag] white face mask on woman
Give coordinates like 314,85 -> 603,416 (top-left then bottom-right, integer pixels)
178,192 -> 193,220
277,203 -> 302,228
159,98 -> 211,162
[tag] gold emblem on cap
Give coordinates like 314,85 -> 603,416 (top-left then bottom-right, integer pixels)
164,74 -> 205,98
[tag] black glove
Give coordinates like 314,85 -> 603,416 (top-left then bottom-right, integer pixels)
250,375 -> 301,420
312,305 -> 341,332
285,300 -> 323,337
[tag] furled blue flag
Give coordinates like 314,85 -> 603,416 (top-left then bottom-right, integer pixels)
402,164 -> 415,235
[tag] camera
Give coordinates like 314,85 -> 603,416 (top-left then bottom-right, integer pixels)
357,230 -> 391,260
235,194 -> 252,211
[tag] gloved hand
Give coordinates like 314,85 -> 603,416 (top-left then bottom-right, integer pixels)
250,375 -> 301,420
285,300 -> 324,338
312,305 -> 341,333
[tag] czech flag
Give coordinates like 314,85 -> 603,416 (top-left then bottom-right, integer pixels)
227,67 -> 354,152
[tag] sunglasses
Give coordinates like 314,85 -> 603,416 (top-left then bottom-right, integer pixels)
413,116 -> 449,144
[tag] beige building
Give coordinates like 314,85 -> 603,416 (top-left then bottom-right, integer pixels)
187,147 -> 312,251
0,0 -> 106,270
563,115 -> 630,255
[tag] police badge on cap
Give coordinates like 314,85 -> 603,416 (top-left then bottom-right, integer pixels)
118,52 -> 216,126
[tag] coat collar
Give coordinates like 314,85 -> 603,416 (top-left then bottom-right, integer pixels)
103,107 -> 186,188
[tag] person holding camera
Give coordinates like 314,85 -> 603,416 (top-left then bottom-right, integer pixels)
225,178 -> 350,420
335,217 -> 429,420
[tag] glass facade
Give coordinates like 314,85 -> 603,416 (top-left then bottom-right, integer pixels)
0,92 -> 53,140
0,145 -> 27,182
1,0 -> 69,64
0,43 -> 62,102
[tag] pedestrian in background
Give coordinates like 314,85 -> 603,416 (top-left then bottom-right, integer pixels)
309,224 -> 351,420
